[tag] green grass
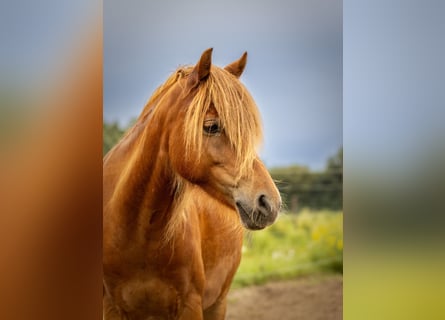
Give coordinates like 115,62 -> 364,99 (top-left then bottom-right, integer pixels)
232,209 -> 343,288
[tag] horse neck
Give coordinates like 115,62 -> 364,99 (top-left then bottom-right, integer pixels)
104,107 -> 178,234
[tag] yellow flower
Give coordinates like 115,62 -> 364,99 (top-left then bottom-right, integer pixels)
327,236 -> 336,247
311,230 -> 320,241
337,239 -> 343,250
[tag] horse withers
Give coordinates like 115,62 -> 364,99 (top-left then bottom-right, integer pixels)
103,48 -> 281,320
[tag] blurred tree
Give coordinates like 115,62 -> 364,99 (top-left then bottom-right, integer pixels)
103,122 -> 125,156
324,147 -> 343,209
327,147 -> 343,172
269,147 -> 343,212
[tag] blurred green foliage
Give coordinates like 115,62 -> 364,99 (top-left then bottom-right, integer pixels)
270,148 -> 343,211
344,248 -> 445,320
0,90 -> 32,148
233,210 -> 343,288
103,121 -> 125,156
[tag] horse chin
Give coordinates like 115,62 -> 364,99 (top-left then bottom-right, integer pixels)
235,202 -> 267,231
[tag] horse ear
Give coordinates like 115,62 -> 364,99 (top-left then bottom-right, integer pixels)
224,52 -> 247,78
188,48 -> 213,88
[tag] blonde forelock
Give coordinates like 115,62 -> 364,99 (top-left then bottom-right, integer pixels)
183,66 -> 262,177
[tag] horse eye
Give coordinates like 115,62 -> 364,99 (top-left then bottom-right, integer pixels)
203,120 -> 221,135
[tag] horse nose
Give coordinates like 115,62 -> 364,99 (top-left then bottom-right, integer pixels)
257,194 -> 278,217
258,194 -> 271,212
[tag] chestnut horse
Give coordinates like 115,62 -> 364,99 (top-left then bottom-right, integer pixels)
103,48 -> 281,320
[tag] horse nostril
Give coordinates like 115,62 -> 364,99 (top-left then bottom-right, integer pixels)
258,194 -> 272,213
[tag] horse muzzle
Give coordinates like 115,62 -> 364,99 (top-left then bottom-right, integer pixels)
235,194 -> 280,230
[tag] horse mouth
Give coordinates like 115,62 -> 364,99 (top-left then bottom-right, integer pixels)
235,202 -> 266,230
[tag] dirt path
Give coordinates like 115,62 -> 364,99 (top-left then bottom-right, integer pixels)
226,274 -> 342,320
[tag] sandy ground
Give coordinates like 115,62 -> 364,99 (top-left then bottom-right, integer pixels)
226,274 -> 342,320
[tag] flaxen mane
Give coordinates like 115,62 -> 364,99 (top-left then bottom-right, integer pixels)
139,65 -> 262,169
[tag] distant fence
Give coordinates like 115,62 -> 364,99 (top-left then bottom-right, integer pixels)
271,169 -> 343,212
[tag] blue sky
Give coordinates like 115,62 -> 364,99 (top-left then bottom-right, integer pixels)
1,0 -> 98,84
104,0 -> 342,170
344,0 -> 445,174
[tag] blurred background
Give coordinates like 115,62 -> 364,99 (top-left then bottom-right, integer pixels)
103,1 -> 343,318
